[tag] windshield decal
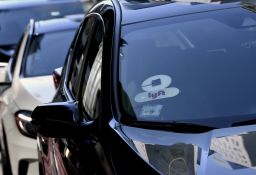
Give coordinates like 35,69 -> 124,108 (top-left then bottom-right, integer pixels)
135,75 -> 180,103
142,75 -> 171,92
140,105 -> 163,117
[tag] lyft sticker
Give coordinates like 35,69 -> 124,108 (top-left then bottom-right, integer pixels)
140,105 -> 163,117
142,75 -> 171,92
135,75 -> 179,103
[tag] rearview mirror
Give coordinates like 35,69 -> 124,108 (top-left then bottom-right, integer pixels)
31,101 -> 94,138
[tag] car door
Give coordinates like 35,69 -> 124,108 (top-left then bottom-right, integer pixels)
50,13 -> 106,175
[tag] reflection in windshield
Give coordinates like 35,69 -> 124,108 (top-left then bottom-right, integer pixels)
25,30 -> 76,77
119,6 -> 256,127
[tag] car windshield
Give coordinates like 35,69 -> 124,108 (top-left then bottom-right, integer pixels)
0,2 -> 83,46
119,7 -> 256,128
24,30 -> 75,77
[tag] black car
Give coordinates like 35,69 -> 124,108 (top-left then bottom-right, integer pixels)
0,0 -> 86,62
32,0 -> 256,174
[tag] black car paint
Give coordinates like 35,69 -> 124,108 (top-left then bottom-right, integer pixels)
110,119 -> 256,175
33,1 -> 123,174
32,0 -> 256,174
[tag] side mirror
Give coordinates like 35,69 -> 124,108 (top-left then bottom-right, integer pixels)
31,101 -> 94,138
52,67 -> 62,89
0,62 -> 11,95
0,62 -> 9,83
0,48 -> 15,62
0,82 -> 11,95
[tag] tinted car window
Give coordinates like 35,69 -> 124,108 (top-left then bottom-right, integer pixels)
81,44 -> 103,120
119,8 -> 256,127
24,30 -> 76,77
68,17 -> 97,97
67,15 -> 104,119
79,16 -> 104,120
0,2 -> 84,46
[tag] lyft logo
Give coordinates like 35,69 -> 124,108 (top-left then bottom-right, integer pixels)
135,75 -> 180,103
148,90 -> 165,99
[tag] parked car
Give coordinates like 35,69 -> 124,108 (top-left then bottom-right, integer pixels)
0,0 -> 86,62
31,0 -> 256,174
0,17 -> 82,175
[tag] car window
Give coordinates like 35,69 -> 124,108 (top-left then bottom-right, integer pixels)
81,44 -> 103,120
68,17 -> 98,98
79,16 -> 104,120
67,14 -> 104,119
23,29 -> 76,77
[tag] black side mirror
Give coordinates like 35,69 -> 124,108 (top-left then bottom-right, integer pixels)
31,101 -> 94,138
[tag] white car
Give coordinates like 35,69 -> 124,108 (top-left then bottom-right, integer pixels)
0,18 -> 80,175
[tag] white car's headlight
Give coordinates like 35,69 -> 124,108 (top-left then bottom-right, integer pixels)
15,110 -> 36,139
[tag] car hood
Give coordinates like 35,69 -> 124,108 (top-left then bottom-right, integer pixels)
14,75 -> 55,110
111,120 -> 256,175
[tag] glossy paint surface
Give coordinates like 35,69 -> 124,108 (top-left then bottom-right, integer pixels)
111,119 -> 256,175
34,0 -> 256,175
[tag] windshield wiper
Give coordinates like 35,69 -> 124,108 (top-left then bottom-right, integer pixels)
232,119 -> 256,127
0,48 -> 14,57
130,121 -> 216,133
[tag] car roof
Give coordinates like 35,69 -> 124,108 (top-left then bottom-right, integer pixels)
0,0 -> 82,10
34,15 -> 83,34
118,0 -> 250,25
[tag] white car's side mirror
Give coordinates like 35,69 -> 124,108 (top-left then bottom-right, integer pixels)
53,67 -> 62,89
0,62 -> 9,83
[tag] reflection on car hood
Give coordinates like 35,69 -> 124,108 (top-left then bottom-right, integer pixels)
19,75 -> 55,104
111,120 -> 256,175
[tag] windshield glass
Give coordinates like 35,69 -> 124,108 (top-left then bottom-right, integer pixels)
0,2 -> 83,46
119,7 -> 256,127
24,30 -> 75,77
